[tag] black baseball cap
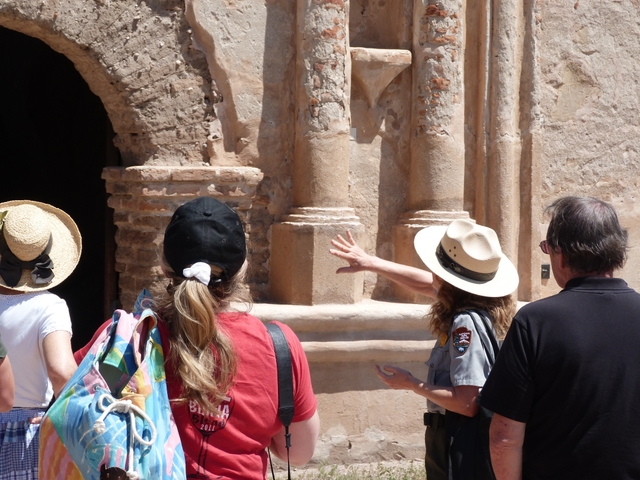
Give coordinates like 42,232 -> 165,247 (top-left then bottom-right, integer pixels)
163,197 -> 247,282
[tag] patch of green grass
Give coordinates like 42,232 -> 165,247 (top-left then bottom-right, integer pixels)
276,461 -> 426,480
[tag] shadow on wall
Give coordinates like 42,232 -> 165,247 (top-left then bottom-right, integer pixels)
253,0 -> 297,301
0,26 -> 119,350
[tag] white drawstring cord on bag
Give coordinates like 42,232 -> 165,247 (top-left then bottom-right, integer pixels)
94,393 -> 158,479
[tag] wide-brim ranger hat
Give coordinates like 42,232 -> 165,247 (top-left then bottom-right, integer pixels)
0,200 -> 82,292
414,219 -> 519,298
163,196 -> 247,283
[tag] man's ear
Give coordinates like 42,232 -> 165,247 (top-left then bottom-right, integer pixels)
558,251 -> 567,269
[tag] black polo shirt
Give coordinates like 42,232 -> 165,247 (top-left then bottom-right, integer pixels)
481,276 -> 640,479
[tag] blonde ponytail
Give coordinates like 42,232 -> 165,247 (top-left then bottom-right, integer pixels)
159,262 -> 249,414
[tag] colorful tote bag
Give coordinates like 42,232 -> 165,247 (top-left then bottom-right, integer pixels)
38,291 -> 186,480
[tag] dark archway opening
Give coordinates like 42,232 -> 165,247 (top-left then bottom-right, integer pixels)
0,26 -> 119,350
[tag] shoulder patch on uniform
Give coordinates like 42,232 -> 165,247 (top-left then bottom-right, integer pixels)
452,326 -> 472,354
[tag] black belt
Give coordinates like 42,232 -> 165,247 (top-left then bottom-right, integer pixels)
424,412 -> 445,428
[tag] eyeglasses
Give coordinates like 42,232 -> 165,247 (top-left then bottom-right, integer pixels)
539,240 -> 550,255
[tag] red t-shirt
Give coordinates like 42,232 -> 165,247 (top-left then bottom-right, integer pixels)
75,312 -> 317,479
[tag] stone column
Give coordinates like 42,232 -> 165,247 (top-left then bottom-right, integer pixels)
393,0 -> 469,302
270,0 -> 363,305
485,0 -> 523,264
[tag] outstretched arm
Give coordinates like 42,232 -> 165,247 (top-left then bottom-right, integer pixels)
0,355 -> 14,412
330,230 -> 438,299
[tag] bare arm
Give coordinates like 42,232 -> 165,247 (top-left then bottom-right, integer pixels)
374,365 -> 480,417
269,410 -> 320,466
0,355 -> 14,412
42,331 -> 77,397
330,230 -> 438,299
489,413 -> 525,480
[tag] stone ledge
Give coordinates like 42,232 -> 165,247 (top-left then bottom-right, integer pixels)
102,165 -> 264,185
249,299 -> 431,332
249,300 -> 435,363
303,339 -> 435,363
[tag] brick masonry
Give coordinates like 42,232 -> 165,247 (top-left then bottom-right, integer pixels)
102,166 -> 263,308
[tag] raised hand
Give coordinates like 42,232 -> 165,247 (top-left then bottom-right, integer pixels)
329,230 -> 374,273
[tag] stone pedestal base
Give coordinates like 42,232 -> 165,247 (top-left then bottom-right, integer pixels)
393,210 -> 470,302
270,207 -> 364,305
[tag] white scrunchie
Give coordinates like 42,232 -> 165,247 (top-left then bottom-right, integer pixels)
183,262 -> 211,286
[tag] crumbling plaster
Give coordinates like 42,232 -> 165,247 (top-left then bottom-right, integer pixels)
0,0 -> 216,165
184,0 -> 296,175
183,0 -> 300,297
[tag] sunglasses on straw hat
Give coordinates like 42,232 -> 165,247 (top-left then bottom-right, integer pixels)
0,200 -> 82,292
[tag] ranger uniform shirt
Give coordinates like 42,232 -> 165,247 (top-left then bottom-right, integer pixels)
425,310 -> 496,414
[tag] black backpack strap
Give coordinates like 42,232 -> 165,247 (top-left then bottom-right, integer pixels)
266,322 -> 294,480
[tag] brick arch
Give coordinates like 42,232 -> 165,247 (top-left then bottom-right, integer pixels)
0,0 -> 216,166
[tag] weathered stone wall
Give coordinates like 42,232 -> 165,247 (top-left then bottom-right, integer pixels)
535,1 -> 640,297
252,301 -> 431,465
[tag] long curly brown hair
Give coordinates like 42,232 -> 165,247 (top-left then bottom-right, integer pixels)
428,280 -> 516,339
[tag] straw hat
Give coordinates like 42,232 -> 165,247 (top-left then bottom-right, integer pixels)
0,200 -> 82,292
414,219 -> 519,298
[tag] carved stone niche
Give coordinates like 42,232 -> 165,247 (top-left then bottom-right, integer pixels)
350,47 -> 412,108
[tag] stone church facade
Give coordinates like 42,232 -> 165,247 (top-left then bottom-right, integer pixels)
2,0 -> 640,467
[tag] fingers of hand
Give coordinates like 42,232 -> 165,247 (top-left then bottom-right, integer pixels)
331,236 -> 351,252
346,230 -> 355,243
376,365 -> 410,391
337,231 -> 357,248
375,369 -> 390,384
330,239 -> 344,250
330,250 -> 354,267
381,365 -> 399,375
375,364 -> 393,377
